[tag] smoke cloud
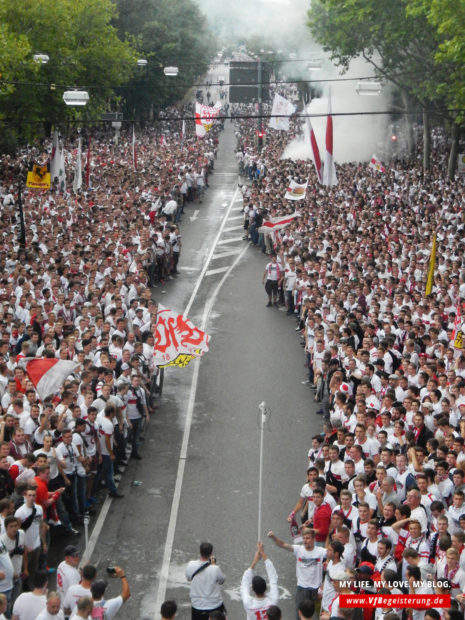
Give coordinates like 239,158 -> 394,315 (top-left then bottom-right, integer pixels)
194,0 -> 398,163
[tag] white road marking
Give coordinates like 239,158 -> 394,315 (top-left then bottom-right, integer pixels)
223,225 -> 243,233
81,188 -> 241,573
205,266 -> 230,276
216,236 -> 244,245
153,187 -> 247,614
189,209 -> 199,222
227,214 -> 244,221
230,205 -> 243,211
212,249 -> 243,260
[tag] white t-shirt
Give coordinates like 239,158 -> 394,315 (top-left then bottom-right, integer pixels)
63,584 -> 91,613
14,503 -> 43,551
91,596 -> 123,620
36,609 -> 65,620
56,560 -> 80,603
0,530 -> 26,576
12,592 -> 46,620
185,561 -> 225,611
241,559 -> 279,620
292,544 -> 326,588
98,417 -> 114,456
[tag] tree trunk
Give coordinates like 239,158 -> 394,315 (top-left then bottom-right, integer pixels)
448,122 -> 459,181
423,109 -> 430,172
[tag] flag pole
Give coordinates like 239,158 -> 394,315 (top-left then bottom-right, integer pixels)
258,401 -> 268,541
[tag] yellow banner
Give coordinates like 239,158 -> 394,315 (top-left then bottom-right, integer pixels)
425,233 -> 436,296
454,331 -> 463,350
26,161 -> 51,190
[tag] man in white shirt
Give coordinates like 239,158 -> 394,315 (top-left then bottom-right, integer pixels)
12,570 -> 47,620
268,528 -> 326,619
14,488 -> 46,590
56,546 -> 80,607
241,541 -> 278,620
36,592 -> 64,619
89,566 -> 130,619
185,542 -> 225,619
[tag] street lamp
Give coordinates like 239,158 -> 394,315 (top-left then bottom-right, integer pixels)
356,80 -> 382,96
163,66 -> 179,77
137,59 -> 148,67
63,90 -> 89,106
307,59 -> 323,71
33,54 -> 49,64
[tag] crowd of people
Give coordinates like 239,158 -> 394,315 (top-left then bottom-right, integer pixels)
0,108 -> 221,618
231,94 -> 465,620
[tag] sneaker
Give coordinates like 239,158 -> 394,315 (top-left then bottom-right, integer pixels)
109,492 -> 124,499
66,527 -> 80,535
266,302 -> 272,307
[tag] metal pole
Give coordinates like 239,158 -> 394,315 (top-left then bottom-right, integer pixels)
258,401 -> 267,541
84,512 -> 90,549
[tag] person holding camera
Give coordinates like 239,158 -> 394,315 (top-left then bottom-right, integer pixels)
126,374 -> 149,461
185,542 -> 225,620
89,565 -> 130,619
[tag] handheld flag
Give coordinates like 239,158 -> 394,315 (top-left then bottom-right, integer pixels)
425,233 -> 437,296
369,154 -> 385,173
258,213 -> 299,234
50,131 -> 60,183
195,102 -> 221,138
58,147 -> 66,192
153,304 -> 210,368
323,89 -> 338,186
26,161 -> 51,190
285,180 -> 308,200
269,93 -> 296,131
19,358 -> 79,401
72,138 -> 82,193
86,136 -> 91,187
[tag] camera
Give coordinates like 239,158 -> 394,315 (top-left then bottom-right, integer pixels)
106,566 -> 116,575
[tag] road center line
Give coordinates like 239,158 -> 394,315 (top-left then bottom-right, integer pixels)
153,185 -> 241,613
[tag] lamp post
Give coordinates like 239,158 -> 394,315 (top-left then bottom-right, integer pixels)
356,81 -> 382,96
63,91 -> 90,106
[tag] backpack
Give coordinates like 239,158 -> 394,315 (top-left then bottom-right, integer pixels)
91,602 -> 106,619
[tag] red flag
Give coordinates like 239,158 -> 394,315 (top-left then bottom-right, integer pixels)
323,90 -> 338,186
308,118 -> 322,182
369,154 -> 385,173
19,358 -> 79,401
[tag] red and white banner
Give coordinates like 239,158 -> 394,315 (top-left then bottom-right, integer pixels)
132,125 -> 137,171
258,213 -> 299,234
308,118 -> 322,182
285,180 -> 308,201
195,102 -> 221,138
323,90 -> 338,186
339,594 -> 450,610
19,358 -> 79,401
153,305 -> 210,368
369,154 -> 385,173
50,130 -> 60,182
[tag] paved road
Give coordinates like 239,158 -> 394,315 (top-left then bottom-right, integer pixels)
83,121 -> 323,619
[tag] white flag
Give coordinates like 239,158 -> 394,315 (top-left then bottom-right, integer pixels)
58,146 -> 66,193
285,180 -> 308,200
269,93 -> 296,131
72,138 -> 82,193
50,131 -> 60,183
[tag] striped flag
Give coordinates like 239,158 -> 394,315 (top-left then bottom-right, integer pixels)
258,213 -> 299,234
19,358 -> 79,401
425,233 -> 436,296
323,89 -> 338,186
308,118 -> 322,182
86,136 -> 91,187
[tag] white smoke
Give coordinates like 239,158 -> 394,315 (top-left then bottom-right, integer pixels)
282,57 -> 395,164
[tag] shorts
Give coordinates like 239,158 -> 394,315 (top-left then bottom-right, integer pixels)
265,279 -> 278,295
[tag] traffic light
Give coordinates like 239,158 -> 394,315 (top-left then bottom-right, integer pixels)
257,130 -> 265,151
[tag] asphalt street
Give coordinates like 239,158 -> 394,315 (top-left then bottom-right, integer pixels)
81,118 -> 325,619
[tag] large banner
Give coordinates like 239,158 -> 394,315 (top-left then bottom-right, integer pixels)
153,304 -> 210,368
269,93 -> 296,131
285,180 -> 308,201
26,161 -> 51,190
195,102 -> 221,138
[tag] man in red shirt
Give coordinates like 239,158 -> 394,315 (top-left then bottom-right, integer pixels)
33,465 -> 65,518
305,487 -> 331,545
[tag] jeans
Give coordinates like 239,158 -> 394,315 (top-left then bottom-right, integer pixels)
62,473 -> 79,518
101,455 -> 118,495
129,417 -> 143,455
